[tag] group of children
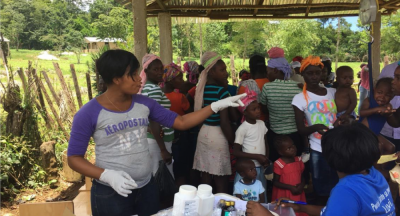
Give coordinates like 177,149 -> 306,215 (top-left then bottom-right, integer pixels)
135,49 -> 400,214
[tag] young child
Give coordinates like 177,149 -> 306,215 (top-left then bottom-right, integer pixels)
271,136 -> 307,216
233,87 -> 269,200
359,77 -> 395,134
233,159 -> 266,203
335,66 -> 357,120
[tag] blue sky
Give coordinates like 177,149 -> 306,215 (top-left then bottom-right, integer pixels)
330,16 -> 361,31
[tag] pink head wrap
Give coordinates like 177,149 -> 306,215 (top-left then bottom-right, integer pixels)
237,87 -> 258,122
267,47 -> 285,58
183,61 -> 199,84
238,87 -> 258,114
138,54 -> 161,93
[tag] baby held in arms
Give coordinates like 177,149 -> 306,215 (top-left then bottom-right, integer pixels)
335,66 -> 357,120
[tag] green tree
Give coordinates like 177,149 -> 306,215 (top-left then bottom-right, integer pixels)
229,21 -> 265,67
381,12 -> 400,60
66,30 -> 85,63
91,7 -> 132,40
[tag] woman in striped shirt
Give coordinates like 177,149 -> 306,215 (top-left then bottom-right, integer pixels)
193,51 -> 236,193
139,54 -> 175,177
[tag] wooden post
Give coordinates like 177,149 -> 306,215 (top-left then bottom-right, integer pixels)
335,17 -> 341,71
70,64 -> 83,108
53,62 -> 76,115
230,55 -> 237,85
17,68 -> 28,94
41,70 -> 60,105
0,34 -> 9,83
32,68 -> 51,128
33,71 -> 70,140
158,12 -> 173,64
86,73 -> 93,100
133,0 -> 148,71
371,12 -> 381,80
199,23 -> 203,59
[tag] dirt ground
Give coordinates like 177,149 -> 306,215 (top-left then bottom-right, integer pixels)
1,178 -> 85,216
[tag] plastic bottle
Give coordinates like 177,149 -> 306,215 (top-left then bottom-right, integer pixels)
212,200 -> 226,216
197,184 -> 215,216
226,201 -> 237,216
222,202 -> 231,216
172,185 -> 199,216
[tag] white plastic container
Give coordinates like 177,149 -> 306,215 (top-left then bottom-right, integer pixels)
197,184 -> 215,216
172,185 -> 199,216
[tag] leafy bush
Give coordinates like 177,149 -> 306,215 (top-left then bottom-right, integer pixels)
0,135 -> 47,201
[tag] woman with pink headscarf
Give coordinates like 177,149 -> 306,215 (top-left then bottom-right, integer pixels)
140,54 -> 175,177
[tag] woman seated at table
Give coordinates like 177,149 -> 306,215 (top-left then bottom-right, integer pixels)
246,123 -> 395,216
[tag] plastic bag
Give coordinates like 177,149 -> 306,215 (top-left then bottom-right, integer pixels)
154,160 -> 178,198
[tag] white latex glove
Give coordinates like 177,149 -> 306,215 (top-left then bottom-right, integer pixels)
301,153 -> 310,163
210,93 -> 246,113
99,169 -> 138,197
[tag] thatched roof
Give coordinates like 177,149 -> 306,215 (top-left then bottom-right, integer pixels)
118,0 -> 399,20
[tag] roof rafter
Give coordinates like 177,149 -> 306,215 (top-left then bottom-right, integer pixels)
305,0 -> 313,17
147,3 -> 360,11
253,0 -> 264,15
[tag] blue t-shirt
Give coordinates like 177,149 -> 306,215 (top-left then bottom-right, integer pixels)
321,167 -> 395,216
233,179 -> 265,202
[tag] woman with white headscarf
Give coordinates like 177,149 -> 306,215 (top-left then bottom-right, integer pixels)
193,51 -> 243,193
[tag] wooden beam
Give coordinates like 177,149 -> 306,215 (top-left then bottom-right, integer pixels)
305,0 -> 313,17
206,0 -> 214,16
381,0 -> 400,8
155,6 -> 358,15
156,0 -> 167,11
253,0 -> 264,15
148,13 -> 362,19
147,3 -> 359,11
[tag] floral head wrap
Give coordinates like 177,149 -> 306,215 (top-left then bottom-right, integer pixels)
183,61 -> 199,84
160,63 -> 184,87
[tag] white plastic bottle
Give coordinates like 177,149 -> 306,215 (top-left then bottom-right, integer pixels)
172,185 -> 199,216
197,184 -> 215,216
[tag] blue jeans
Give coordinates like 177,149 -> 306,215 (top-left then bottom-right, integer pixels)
91,177 -> 159,216
358,86 -> 370,114
233,166 -> 269,202
310,150 -> 338,196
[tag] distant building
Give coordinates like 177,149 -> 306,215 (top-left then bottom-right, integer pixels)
84,37 -> 126,52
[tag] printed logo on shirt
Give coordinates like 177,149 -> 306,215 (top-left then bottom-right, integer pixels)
307,99 -> 337,139
105,118 -> 149,136
241,189 -> 258,201
115,127 -> 147,150
371,187 -> 395,215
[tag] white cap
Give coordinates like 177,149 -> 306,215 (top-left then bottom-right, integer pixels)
321,56 -> 331,61
179,185 -> 197,198
291,61 -> 301,69
197,184 -> 212,197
